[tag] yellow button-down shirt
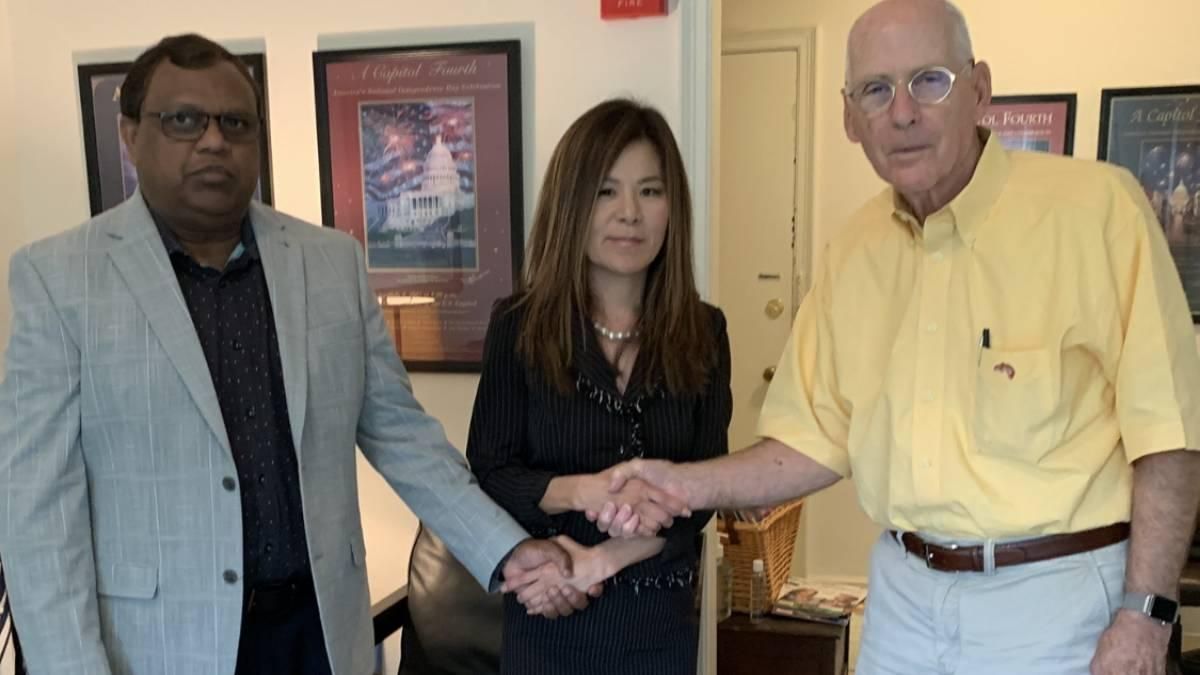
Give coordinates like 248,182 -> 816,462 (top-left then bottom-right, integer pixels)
758,133 -> 1200,539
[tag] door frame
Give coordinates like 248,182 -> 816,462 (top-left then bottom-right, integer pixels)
678,15 -> 819,675
680,3 -> 720,673
721,28 -> 817,310
681,0 -> 717,300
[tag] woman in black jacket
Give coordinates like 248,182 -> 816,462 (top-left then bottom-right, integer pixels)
466,98 -> 731,675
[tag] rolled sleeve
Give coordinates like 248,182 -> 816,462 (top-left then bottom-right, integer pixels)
1107,170 -> 1200,462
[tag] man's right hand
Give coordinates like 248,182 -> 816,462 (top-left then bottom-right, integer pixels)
501,538 -> 596,619
573,468 -> 689,538
586,459 -> 693,537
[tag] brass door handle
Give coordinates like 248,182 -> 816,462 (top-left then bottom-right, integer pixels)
763,366 -> 776,382
764,298 -> 785,319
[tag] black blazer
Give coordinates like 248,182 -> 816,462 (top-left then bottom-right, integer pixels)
466,297 -> 732,582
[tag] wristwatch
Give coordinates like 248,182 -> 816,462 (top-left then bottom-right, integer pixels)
1121,591 -> 1180,625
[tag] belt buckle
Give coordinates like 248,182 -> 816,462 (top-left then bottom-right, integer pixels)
923,542 -> 957,569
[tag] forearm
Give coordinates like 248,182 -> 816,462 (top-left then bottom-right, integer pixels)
540,475 -> 584,515
681,438 -> 841,510
593,536 -> 666,578
1125,449 -> 1200,599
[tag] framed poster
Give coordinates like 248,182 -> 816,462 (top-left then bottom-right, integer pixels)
313,40 -> 524,371
983,94 -> 1076,155
1098,85 -> 1200,322
77,54 -> 274,215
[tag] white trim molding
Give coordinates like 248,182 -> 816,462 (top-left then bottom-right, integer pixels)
680,0 -> 715,300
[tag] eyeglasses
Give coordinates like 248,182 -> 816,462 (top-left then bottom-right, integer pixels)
142,109 -> 261,143
844,61 -> 974,116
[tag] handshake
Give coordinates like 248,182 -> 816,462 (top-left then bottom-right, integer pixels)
499,459 -> 693,619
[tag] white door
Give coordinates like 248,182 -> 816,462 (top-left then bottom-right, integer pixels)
718,49 -> 800,452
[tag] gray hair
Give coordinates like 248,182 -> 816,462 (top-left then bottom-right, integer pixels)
845,0 -> 975,85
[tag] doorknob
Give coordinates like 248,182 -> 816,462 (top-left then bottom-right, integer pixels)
763,366 -> 776,382
764,298 -> 785,319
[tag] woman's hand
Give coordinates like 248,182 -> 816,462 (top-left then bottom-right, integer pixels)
576,468 -> 689,538
510,536 -> 610,617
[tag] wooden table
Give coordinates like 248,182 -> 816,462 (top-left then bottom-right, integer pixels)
717,612 -> 849,675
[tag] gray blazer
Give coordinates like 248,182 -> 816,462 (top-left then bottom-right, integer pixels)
0,194 -> 527,674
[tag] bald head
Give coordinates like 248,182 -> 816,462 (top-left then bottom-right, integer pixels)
846,0 -> 973,85
839,0 -> 991,218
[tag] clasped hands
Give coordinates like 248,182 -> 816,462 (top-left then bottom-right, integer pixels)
501,461 -> 691,619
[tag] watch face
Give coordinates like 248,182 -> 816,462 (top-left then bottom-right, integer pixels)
1149,596 -> 1180,623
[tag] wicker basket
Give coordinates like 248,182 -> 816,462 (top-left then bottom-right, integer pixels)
717,499 -> 804,613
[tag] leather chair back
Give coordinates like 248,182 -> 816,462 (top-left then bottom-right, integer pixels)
398,524 -> 503,675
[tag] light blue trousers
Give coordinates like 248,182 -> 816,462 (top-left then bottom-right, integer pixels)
855,531 -> 1127,675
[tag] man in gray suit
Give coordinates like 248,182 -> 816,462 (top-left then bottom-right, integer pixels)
0,34 -> 600,674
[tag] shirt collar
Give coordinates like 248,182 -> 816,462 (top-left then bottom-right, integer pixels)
891,128 -> 1010,248
151,208 -> 260,266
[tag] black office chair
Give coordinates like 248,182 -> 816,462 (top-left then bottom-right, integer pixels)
394,524 -> 503,675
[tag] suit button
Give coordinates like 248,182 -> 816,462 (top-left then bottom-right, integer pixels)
223,569 -> 239,584
245,407 -> 256,420
222,477 -> 236,492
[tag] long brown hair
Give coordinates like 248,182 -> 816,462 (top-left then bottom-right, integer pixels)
515,98 -> 715,395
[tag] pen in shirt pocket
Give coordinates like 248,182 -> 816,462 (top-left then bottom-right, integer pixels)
977,328 -> 990,366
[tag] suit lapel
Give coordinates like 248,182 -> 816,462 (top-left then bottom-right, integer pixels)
104,195 -> 232,453
251,204 -> 309,455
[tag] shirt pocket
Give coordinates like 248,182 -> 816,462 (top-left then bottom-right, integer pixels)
973,347 -> 1065,462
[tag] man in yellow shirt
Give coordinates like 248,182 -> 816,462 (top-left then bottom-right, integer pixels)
597,0 -> 1200,672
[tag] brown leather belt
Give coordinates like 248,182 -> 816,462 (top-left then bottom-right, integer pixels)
894,522 -> 1130,572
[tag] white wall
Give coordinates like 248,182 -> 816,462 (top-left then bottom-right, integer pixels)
725,0 -> 1200,581
0,1 -> 689,669
0,0 -> 17,367
0,7 -> 15,670
0,2 -> 19,671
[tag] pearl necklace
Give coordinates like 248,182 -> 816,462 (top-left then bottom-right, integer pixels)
592,320 -> 639,341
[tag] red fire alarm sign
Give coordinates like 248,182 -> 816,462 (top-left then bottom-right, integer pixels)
601,0 -> 668,20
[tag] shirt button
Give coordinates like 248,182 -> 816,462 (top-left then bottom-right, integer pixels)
932,251 -> 945,262
264,543 -> 274,554
221,476 -> 236,492
223,569 -> 239,584
925,322 -> 938,333
922,391 -> 935,403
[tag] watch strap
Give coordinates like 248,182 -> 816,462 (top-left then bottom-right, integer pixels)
1122,591 -> 1180,624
